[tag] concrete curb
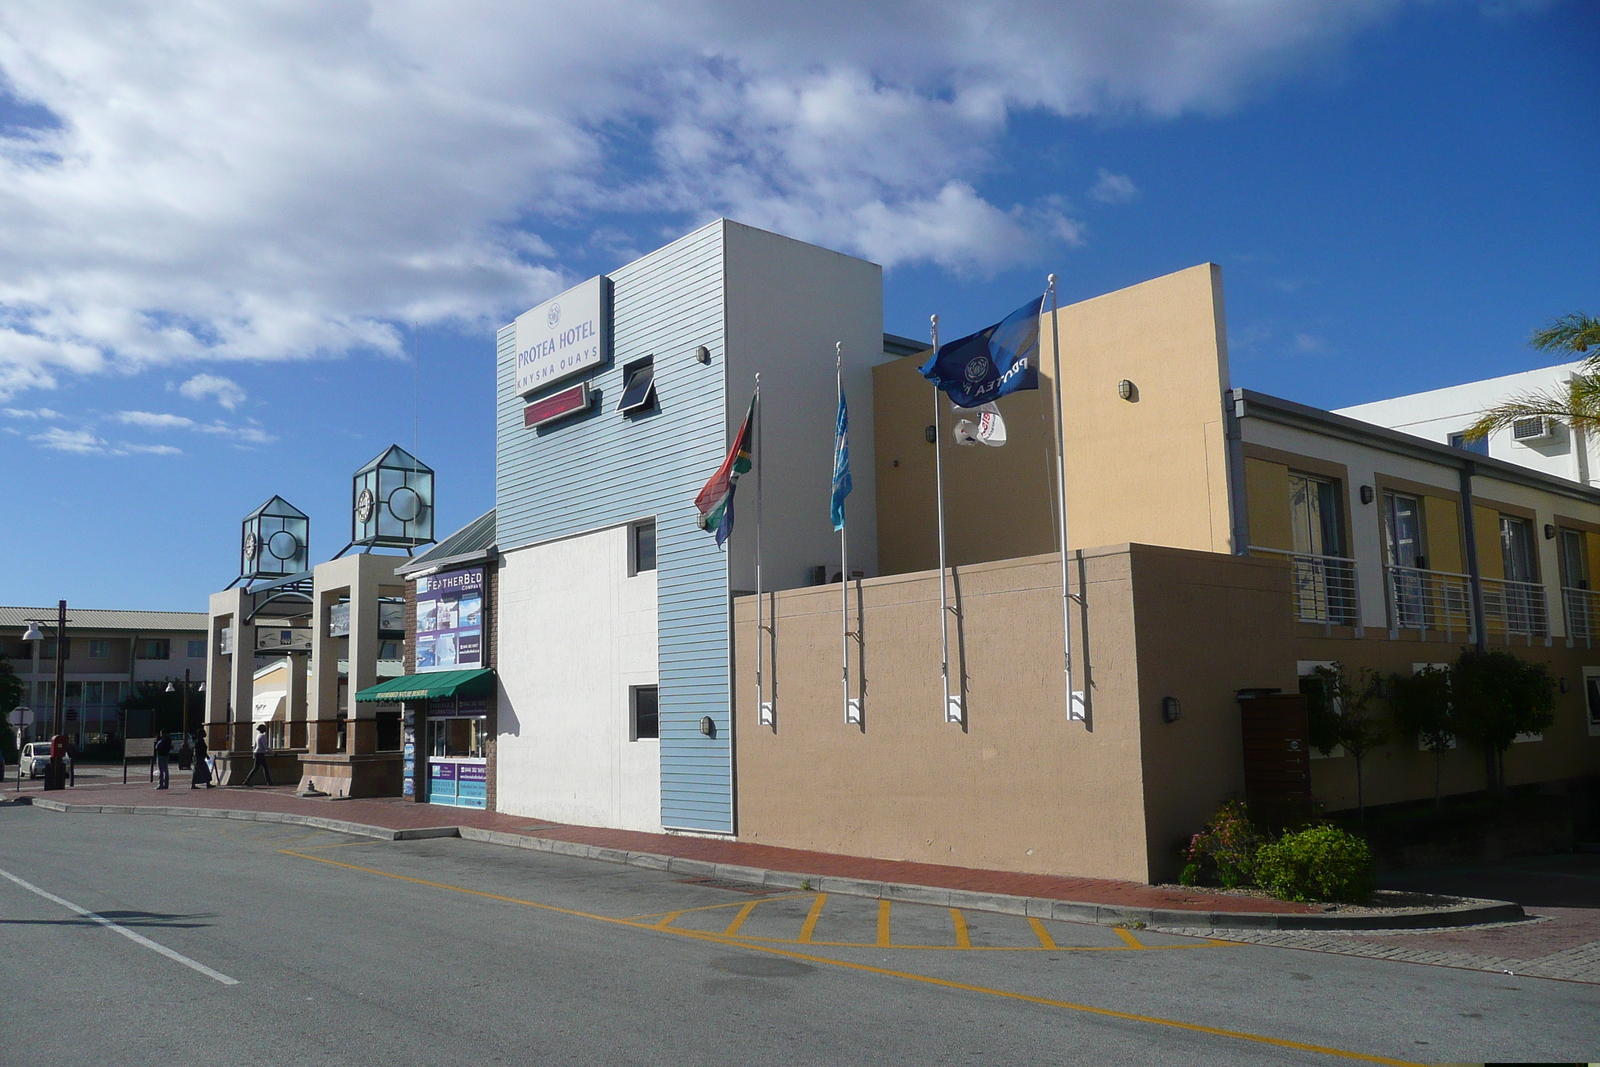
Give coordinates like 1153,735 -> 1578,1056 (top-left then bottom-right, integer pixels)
16,798 -> 1525,931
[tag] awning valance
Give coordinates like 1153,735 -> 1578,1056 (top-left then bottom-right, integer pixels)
252,691 -> 286,723
354,668 -> 494,703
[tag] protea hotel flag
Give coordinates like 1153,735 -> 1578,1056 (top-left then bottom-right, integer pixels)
919,295 -> 1043,409
695,392 -> 756,546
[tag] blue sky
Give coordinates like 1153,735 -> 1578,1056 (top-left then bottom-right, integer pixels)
0,0 -> 1594,611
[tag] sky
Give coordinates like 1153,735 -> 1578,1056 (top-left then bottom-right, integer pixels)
0,0 -> 1595,611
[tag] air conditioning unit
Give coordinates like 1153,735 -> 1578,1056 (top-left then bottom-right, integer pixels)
1511,416 -> 1556,444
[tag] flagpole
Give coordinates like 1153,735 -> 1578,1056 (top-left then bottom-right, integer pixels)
755,373 -> 768,726
931,315 -> 959,725
836,344 -> 851,723
1047,274 -> 1077,721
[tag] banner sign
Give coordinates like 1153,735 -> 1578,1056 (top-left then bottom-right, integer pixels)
514,276 -> 611,397
416,567 -> 485,673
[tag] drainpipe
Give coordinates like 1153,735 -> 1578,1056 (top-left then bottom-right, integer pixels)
1458,461 -> 1487,654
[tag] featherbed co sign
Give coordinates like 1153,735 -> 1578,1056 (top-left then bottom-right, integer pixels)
514,275 -> 613,397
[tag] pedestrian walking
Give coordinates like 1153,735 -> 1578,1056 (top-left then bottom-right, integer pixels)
191,731 -> 212,789
242,723 -> 273,786
153,732 -> 171,790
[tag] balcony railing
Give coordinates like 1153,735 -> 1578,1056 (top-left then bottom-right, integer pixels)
1250,548 -> 1360,631
1564,586 -> 1600,648
1384,565 -> 1473,640
1480,576 -> 1548,643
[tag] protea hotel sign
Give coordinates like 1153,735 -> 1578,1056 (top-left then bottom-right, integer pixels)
514,275 -> 612,397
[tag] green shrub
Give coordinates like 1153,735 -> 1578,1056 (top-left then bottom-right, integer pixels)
1254,825 -> 1375,903
1180,799 -> 1263,889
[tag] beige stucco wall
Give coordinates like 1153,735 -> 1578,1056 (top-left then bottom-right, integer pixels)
734,542 -> 1295,884
873,263 -> 1234,576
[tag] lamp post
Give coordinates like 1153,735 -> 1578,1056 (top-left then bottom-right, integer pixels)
165,671 -> 204,768
22,601 -> 67,789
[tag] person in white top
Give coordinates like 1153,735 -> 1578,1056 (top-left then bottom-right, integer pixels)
242,723 -> 274,786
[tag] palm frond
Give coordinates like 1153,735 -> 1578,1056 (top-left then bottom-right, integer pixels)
1461,377 -> 1600,441
1530,312 -> 1600,360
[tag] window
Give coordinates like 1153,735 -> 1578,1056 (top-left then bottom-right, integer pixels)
41,638 -> 68,660
1558,529 -> 1588,589
1584,667 -> 1600,732
617,357 -> 656,415
632,520 -> 657,574
187,639 -> 206,659
1448,431 -> 1489,456
1288,472 -> 1344,557
89,640 -> 111,659
1384,492 -> 1427,629
631,685 -> 659,740
1499,516 -> 1536,583
136,639 -> 170,660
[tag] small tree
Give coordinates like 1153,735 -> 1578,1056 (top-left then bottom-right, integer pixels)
0,651 -> 23,763
1305,664 -> 1387,822
1388,666 -> 1454,808
1451,649 -> 1555,792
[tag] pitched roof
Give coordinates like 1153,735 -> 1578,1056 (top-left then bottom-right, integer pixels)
396,509 -> 496,576
0,606 -> 208,632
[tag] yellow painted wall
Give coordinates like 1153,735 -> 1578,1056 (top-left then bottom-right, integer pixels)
1474,505 -> 1504,579
1423,496 -> 1463,574
1245,458 -> 1292,551
1585,532 -> 1600,584
873,263 -> 1233,575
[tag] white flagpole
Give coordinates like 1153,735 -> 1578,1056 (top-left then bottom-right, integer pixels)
932,315 -> 959,725
836,344 -> 851,723
1047,274 -> 1078,720
755,374 -> 768,727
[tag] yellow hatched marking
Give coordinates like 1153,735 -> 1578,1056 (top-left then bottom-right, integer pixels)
1113,927 -> 1146,949
1028,917 -> 1057,950
950,908 -> 971,949
652,910 -> 687,929
276,849 -> 1418,1066
798,893 -> 827,943
723,901 -> 760,937
626,894 -> 804,923
876,899 -> 892,947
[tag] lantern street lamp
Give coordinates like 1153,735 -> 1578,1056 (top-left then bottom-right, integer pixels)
165,672 -> 204,763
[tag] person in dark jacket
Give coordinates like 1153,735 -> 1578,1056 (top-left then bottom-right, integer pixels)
153,733 -> 171,790
191,731 -> 212,789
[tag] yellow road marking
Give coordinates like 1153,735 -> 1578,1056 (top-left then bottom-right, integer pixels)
1114,926 -> 1145,949
723,901 -> 760,937
798,893 -> 827,943
291,839 -> 388,851
626,894 -> 805,923
652,910 -> 686,929
727,934 -> 1227,953
876,899 -> 892,947
1028,917 -> 1057,950
951,908 -> 971,949
277,849 -> 1419,1066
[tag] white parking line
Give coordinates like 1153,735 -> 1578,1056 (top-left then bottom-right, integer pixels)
0,867 -> 238,986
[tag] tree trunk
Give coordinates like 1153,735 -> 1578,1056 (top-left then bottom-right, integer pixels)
1355,755 -> 1365,823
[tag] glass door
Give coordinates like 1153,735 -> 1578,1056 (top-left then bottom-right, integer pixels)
1384,493 -> 1425,628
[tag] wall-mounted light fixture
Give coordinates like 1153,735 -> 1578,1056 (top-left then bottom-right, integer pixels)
699,715 -> 715,737
1545,523 -> 1557,540
1360,485 -> 1375,505
1161,696 -> 1181,723
924,425 -> 937,444
1118,379 -> 1137,402
695,345 -> 711,365
1560,677 -> 1570,693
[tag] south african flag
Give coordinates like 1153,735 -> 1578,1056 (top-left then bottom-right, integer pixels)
695,391 -> 756,546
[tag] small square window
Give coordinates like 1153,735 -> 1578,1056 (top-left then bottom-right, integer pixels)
632,520 -> 656,574
136,639 -> 170,661
186,639 -> 206,659
631,685 -> 659,740
617,358 -> 656,415
89,640 -> 111,659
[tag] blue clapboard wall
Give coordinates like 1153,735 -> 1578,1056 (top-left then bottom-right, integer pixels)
495,220 -> 735,833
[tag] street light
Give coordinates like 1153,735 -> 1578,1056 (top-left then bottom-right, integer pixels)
22,601 -> 68,790
165,672 -> 204,767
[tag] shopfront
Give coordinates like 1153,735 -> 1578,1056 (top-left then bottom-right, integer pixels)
355,667 -> 494,808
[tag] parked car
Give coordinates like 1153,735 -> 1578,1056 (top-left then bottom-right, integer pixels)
18,742 -> 71,780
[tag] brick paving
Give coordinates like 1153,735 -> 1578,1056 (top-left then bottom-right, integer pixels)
20,775 -> 1318,914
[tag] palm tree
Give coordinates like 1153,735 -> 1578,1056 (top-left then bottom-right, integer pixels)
1462,313 -> 1600,442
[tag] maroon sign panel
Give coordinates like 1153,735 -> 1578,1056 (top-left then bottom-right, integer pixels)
525,382 -> 592,429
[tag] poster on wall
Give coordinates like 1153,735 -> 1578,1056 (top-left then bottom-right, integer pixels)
416,567 -> 485,673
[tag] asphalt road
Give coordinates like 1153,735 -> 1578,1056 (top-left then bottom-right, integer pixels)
0,807 -> 1594,1066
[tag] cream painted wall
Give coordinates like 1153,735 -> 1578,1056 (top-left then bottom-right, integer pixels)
495,524 -> 662,831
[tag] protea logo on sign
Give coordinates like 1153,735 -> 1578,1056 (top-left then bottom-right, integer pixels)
515,275 -> 612,397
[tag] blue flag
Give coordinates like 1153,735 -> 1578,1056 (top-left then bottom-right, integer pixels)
831,388 -> 852,532
919,295 -> 1043,409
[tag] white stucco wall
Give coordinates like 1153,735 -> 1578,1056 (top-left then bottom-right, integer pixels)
495,524 -> 662,831
1336,361 -> 1598,486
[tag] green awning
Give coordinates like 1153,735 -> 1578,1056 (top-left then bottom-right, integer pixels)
354,668 -> 494,703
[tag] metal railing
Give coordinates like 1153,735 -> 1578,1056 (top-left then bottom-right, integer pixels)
1480,576 -> 1548,643
1384,564 -> 1473,640
1250,548 -> 1360,631
1564,586 -> 1600,648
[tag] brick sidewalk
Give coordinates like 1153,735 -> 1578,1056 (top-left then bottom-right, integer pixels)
22,778 -> 1318,914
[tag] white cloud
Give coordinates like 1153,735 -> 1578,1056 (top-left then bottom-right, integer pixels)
29,426 -> 105,453
0,0 -> 1420,396
3,406 -> 63,418
123,443 -> 182,455
115,410 -> 194,428
1089,170 -> 1140,205
177,374 -> 246,410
